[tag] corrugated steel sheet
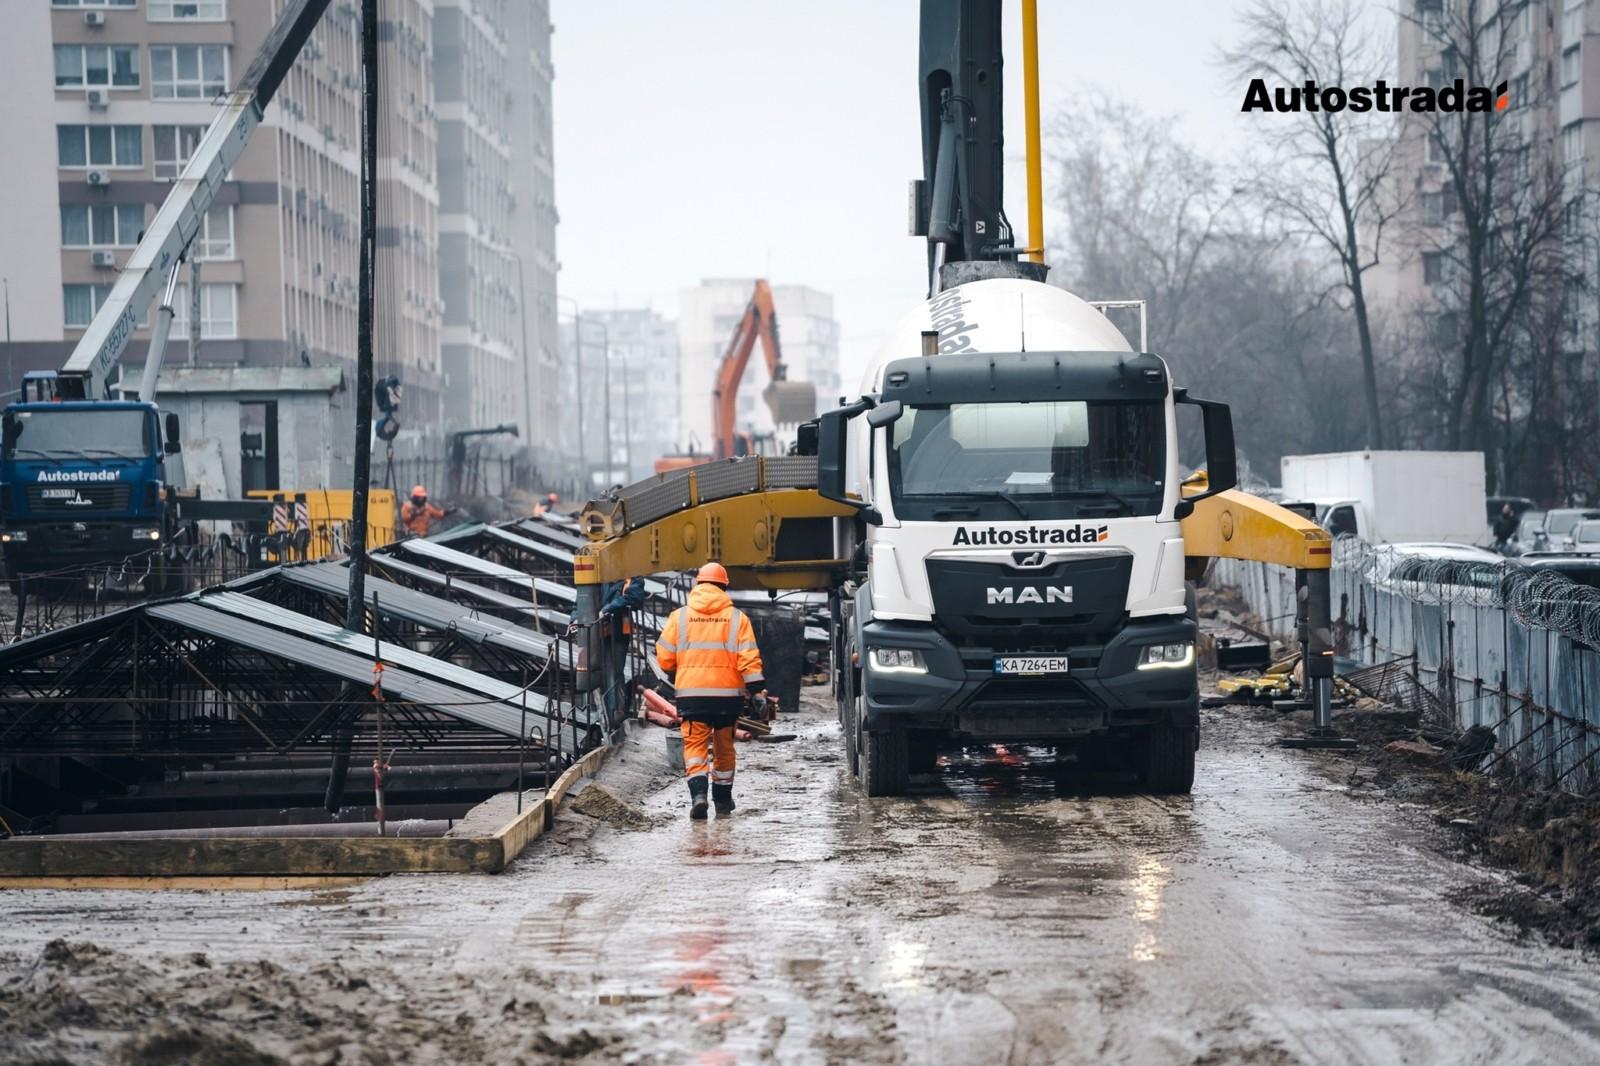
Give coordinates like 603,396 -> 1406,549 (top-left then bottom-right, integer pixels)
276,562 -> 558,662
196,591 -> 554,714
389,539 -> 574,602
145,601 -> 565,746
366,555 -> 570,621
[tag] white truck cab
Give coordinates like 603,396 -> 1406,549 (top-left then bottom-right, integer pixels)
817,277 -> 1238,795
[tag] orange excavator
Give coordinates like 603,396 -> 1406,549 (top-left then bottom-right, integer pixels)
655,280 -> 817,474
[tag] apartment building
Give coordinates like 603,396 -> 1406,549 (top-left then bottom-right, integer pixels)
0,0 -> 443,494
675,279 -> 837,454
1368,0 -> 1599,342
433,0 -> 559,466
581,308 -> 681,483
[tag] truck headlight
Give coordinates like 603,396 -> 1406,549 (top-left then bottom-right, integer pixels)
132,527 -> 162,542
1137,642 -> 1194,670
0,530 -> 26,543
869,648 -> 927,675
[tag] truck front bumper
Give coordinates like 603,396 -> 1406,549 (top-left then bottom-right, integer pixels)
2,521 -> 163,573
860,615 -> 1199,739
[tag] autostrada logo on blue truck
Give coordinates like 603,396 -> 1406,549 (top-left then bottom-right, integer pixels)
32,469 -> 122,483
952,524 -> 1110,546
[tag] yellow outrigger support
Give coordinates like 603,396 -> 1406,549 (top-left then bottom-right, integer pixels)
570,457 -> 1343,747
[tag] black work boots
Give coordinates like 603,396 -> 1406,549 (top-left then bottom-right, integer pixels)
712,783 -> 735,816
688,778 -> 709,820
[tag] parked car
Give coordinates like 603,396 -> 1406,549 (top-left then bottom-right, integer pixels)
1568,520 -> 1600,555
1369,542 -> 1506,604
1516,552 -> 1600,590
1486,495 -> 1537,524
1532,508 -> 1600,551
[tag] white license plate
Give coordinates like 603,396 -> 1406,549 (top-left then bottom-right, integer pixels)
994,655 -> 1070,676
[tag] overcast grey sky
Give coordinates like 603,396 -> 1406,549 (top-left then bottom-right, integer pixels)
550,1 -> 1311,384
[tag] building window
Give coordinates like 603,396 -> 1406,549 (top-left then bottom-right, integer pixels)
1514,72 -> 1529,109
51,1 -> 136,7
1424,68 -> 1444,91
57,124 -> 143,168
1423,252 -> 1446,285
149,44 -> 227,99
172,283 -> 237,338
1423,191 -> 1444,224
1427,131 -> 1447,164
1562,46 -> 1581,88
152,123 -> 205,178
1563,122 -> 1584,166
147,1 -> 227,20
63,284 -> 117,328
61,203 -> 145,247
195,205 -> 234,260
1567,198 -> 1585,240
53,44 -> 139,89
1417,0 -> 1449,38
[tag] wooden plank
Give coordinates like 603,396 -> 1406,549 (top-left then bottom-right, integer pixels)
0,834 -> 503,878
490,745 -> 612,869
0,876 -> 369,892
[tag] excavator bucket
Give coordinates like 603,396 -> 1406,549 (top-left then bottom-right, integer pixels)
763,379 -> 818,426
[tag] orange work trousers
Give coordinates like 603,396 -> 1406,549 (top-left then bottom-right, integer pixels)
680,721 -> 735,785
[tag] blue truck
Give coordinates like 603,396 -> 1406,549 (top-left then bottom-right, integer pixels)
0,0 -> 332,594
0,386 -> 182,592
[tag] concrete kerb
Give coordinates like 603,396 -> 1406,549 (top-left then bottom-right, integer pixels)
0,746 -> 614,886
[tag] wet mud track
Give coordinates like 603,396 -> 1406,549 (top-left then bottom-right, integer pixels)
5,695 -> 1600,1065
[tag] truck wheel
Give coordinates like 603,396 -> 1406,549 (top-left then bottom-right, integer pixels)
843,696 -> 861,776
859,723 -> 909,797
908,731 -> 939,774
1138,725 -> 1197,795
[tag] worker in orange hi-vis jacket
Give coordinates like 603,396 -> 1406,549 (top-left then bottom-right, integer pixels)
655,562 -> 765,819
400,485 -> 446,538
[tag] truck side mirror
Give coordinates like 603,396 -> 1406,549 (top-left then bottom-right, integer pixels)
817,399 -> 873,504
865,400 -> 903,428
1173,393 -> 1237,520
794,420 -> 819,456
165,412 -> 182,454
1,413 -> 18,450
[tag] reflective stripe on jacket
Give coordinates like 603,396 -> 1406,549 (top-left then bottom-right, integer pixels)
655,582 -> 764,697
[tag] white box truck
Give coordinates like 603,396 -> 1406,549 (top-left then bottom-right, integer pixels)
1279,450 -> 1486,545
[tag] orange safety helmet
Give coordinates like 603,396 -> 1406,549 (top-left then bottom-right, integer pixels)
695,562 -> 729,587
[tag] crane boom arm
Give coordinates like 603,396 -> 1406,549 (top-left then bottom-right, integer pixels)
57,0 -> 335,400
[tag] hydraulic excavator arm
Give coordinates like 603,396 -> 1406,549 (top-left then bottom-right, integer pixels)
710,282 -> 782,460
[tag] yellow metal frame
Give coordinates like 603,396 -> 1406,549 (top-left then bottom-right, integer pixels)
1021,0 -> 1044,264
573,480 -> 1329,590
1179,474 -> 1332,570
573,488 -> 855,591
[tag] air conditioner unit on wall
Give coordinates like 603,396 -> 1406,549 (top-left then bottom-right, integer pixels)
86,89 -> 108,110
86,170 -> 109,187
91,250 -> 116,269
83,11 -> 105,26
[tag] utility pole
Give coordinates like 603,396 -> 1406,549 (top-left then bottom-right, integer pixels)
327,0 -> 378,813
574,309 -> 585,486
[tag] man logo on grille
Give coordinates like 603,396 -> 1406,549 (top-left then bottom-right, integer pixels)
1012,550 -> 1048,568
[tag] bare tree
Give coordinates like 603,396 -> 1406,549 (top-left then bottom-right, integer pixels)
1048,95 -> 1369,472
1049,96 -> 1240,357
1402,0 -> 1570,464
1223,0 -> 1402,449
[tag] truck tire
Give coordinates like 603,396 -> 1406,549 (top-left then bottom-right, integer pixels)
859,722 -> 909,797
843,695 -> 861,776
908,731 -> 939,774
1139,725 -> 1197,795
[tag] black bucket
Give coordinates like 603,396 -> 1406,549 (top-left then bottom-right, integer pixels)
746,605 -> 805,715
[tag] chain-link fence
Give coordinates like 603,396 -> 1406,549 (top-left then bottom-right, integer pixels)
1215,538 -> 1600,793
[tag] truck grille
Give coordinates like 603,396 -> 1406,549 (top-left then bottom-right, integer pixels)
25,485 -> 132,512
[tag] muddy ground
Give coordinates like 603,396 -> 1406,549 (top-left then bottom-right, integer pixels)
5,689 -> 1600,1065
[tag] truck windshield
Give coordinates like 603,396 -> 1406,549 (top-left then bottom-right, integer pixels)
3,409 -> 150,460
887,400 -> 1165,521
